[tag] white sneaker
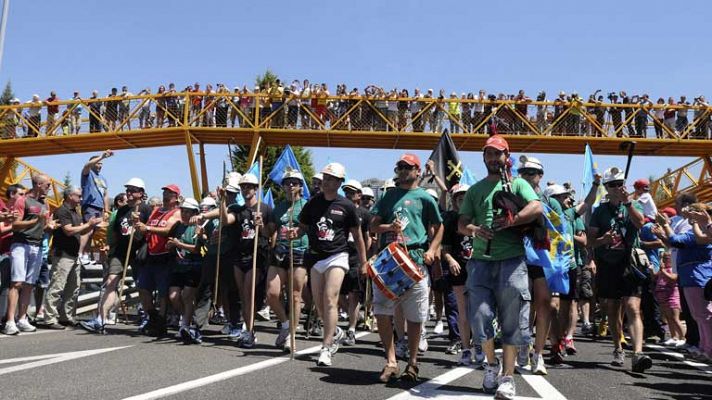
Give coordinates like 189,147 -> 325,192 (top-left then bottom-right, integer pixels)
317,347 -> 332,366
495,375 -> 516,400
433,321 -> 444,335
2,321 -> 19,335
532,352 -> 547,375
418,334 -> 428,353
458,349 -> 473,366
663,338 -> 678,347
256,306 -> 271,322
515,345 -> 531,373
275,327 -> 290,349
483,360 -> 501,394
16,318 -> 36,332
674,339 -> 687,348
105,311 -> 117,325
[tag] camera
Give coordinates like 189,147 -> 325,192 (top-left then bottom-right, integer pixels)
536,91 -> 546,101
607,92 -> 617,100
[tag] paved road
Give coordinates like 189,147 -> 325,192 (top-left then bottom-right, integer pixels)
0,319 -> 710,400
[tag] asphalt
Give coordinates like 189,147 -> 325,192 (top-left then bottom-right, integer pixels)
0,319 -> 710,400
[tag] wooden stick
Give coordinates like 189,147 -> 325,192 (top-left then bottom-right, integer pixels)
288,195 -> 296,360
213,194 -> 225,309
117,204 -> 139,322
249,155 -> 263,333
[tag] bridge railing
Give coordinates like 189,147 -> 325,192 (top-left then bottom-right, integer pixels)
650,156 -> 712,207
1,93 -> 712,140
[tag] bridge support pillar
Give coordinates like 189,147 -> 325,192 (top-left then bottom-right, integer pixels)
199,142 -> 208,195
184,132 -> 201,200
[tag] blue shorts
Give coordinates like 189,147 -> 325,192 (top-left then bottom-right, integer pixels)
137,255 -> 172,296
466,256 -> 531,346
82,206 -> 103,223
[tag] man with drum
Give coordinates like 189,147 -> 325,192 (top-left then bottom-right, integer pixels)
369,153 -> 443,383
458,135 -> 542,399
291,163 -> 368,367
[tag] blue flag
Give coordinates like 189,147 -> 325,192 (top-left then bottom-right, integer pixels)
268,145 -> 311,199
524,203 -> 574,294
263,188 -> 274,208
582,144 -> 604,205
459,167 -> 477,186
247,161 -> 260,177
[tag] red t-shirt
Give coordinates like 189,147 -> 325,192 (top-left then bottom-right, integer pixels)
146,207 -> 179,255
0,198 -> 13,254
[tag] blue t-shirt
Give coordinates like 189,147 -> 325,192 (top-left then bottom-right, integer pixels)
669,231 -> 712,288
639,222 -> 661,270
81,169 -> 108,210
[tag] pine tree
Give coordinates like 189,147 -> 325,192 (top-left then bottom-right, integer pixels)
63,171 -> 72,188
0,81 -> 14,105
255,69 -> 279,89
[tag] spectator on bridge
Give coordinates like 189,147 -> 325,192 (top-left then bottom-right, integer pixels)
118,86 -> 133,131
203,83 -> 215,127
608,92 -> 623,137
676,95 -> 689,133
165,83 -> 179,127
69,92 -> 83,135
228,86 -> 241,128
269,80 -> 285,128
664,97 -> 677,134
286,81 -> 300,129
410,88 -> 424,132
448,92 -> 461,133
105,88 -> 119,131
79,150 -> 112,265
88,90 -> 103,133
215,84 -> 229,128
693,96 -> 709,139
634,94 -> 652,138
386,89 -> 398,131
473,89 -> 486,133
26,95 -> 43,137
40,187 -> 102,330
190,83 -> 203,126
654,98 -> 666,138
155,85 -> 167,128
45,91 -> 60,135
138,88 -> 152,129
620,92 -> 636,137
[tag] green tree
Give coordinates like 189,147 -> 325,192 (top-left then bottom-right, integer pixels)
0,81 -> 14,105
63,171 -> 72,188
255,69 -> 278,89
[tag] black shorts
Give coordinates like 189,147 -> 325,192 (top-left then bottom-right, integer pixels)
527,264 -> 546,281
595,259 -> 644,299
170,265 -> 201,288
340,252 -> 364,295
578,268 -> 595,300
270,245 -> 306,269
447,263 -> 468,287
234,255 -> 267,274
555,266 -> 580,300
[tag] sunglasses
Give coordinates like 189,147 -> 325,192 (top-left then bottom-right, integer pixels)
395,163 -> 416,171
126,187 -> 142,193
519,169 -> 541,176
606,181 -> 625,188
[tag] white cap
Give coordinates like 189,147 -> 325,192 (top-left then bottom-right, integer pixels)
602,167 -> 625,184
312,173 -> 323,181
518,155 -> 544,172
544,184 -> 568,197
239,173 -> 259,185
361,187 -> 375,198
180,198 -> 200,211
321,162 -> 346,179
124,177 -> 145,190
343,179 -> 362,192
425,188 -> 439,200
282,169 -> 304,181
383,178 -> 396,190
225,172 -> 242,193
451,184 -> 470,195
200,197 -> 217,208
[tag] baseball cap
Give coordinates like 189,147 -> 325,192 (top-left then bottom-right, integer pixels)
661,207 -> 677,217
161,184 -> 181,195
398,153 -> 421,168
634,178 -> 650,190
483,135 -> 509,152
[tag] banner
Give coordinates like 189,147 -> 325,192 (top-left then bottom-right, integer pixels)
428,130 -> 462,189
524,203 -> 574,294
268,145 -> 311,199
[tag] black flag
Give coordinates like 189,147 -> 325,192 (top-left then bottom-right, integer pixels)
428,130 -> 462,189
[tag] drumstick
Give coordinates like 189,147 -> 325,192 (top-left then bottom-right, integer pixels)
192,219 -> 210,239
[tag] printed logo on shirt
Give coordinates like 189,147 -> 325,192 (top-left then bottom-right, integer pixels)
241,218 -> 256,240
316,217 -> 335,241
393,207 -> 410,230
459,236 -> 473,260
330,208 -> 344,216
120,217 -> 133,236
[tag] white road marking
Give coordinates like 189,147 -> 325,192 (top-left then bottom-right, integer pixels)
646,344 -> 712,374
0,346 -> 131,376
122,331 -> 373,400
386,365 -> 568,400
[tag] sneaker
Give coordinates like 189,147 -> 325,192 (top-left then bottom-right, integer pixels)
16,318 -> 36,332
105,312 -> 117,326
674,339 -> 687,348
550,342 -> 565,365
228,326 -> 243,342
516,345 -> 531,372
317,347 -> 332,366
611,349 -> 625,366
309,320 -> 323,337
210,309 -> 226,325
40,322 -> 66,330
563,338 -> 577,355
418,334 -> 428,353
662,337 -> 679,347
79,318 -> 105,334
328,341 -> 339,356
238,331 -> 256,349
495,375 -> 516,400
333,326 -> 345,343
532,352 -> 547,375
2,321 -> 19,335
395,337 -> 409,359
221,323 -> 232,335
256,306 -> 271,322
433,320 -> 444,335
342,329 -> 356,346
632,352 -> 653,373
189,327 -> 203,344
473,344 -> 486,368
137,317 -> 149,334
429,304 -> 436,319
338,311 -> 348,321
581,322 -> 593,336
458,349 -> 472,366
79,254 -> 92,265
179,326 -> 191,344
445,340 -> 462,355
275,327 -> 290,349
483,360 -> 501,394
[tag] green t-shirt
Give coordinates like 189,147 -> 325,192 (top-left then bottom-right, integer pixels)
171,222 -> 202,272
272,198 -> 308,252
459,176 -> 540,261
564,207 -> 586,267
590,201 -> 643,265
371,187 -> 443,252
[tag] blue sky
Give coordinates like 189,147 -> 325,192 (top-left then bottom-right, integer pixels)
2,0 -> 709,197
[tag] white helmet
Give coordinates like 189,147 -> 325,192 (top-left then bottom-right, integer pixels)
180,198 -> 200,211
342,179 -> 362,192
225,172 -> 242,193
602,167 -> 625,185
426,188 -> 439,200
361,187 -> 375,198
124,177 -> 145,190
200,197 -> 217,209
518,155 -> 544,172
451,184 -> 470,196
239,173 -> 259,185
321,163 -> 346,179
383,178 -> 396,190
312,173 -> 323,181
544,184 -> 568,198
282,169 -> 304,181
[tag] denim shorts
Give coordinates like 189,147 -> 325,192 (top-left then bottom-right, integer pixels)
466,256 -> 531,346
137,254 -> 172,296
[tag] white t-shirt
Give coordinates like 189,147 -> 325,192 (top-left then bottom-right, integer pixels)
669,215 -> 692,274
636,192 -> 658,219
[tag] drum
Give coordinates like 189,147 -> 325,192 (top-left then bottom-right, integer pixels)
367,242 -> 424,300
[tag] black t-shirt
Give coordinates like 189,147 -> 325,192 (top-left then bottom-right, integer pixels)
442,210 -> 472,266
348,206 -> 370,254
109,202 -> 153,260
232,202 -> 273,260
299,193 -> 359,258
52,203 -> 82,258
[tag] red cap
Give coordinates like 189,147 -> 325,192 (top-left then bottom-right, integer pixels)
399,153 -> 421,168
661,207 -> 677,217
161,184 -> 181,195
634,178 -> 650,189
483,135 -> 509,152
